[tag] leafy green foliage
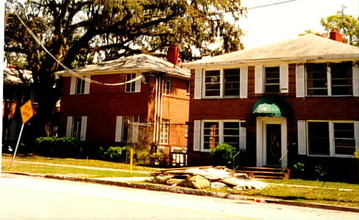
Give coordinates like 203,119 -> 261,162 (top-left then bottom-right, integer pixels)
35,137 -> 81,158
210,143 -> 241,169
320,7 -> 359,46
292,162 -> 306,179
314,164 -> 328,182
99,146 -> 128,162
134,150 -> 166,166
5,0 -> 245,136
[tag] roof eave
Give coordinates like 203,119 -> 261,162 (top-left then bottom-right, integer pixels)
56,68 -> 190,79
183,54 -> 359,68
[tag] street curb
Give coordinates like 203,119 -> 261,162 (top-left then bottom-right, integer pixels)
3,172 -> 359,213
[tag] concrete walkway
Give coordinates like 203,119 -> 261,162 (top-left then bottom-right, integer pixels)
3,159 -> 150,174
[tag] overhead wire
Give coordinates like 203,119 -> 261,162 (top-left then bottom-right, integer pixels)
248,0 -> 297,10
13,0 -> 297,86
14,11 -> 143,86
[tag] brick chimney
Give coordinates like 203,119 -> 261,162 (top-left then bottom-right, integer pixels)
167,45 -> 180,66
329,30 -> 343,43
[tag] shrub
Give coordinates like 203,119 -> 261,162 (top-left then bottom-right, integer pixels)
210,143 -> 241,169
292,162 -> 306,179
314,164 -> 328,181
35,137 -> 81,157
99,146 -> 128,162
133,150 -> 166,166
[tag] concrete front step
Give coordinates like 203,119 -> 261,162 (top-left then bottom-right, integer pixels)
236,167 -> 291,179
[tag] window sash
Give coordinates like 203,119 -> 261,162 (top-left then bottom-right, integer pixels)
223,69 -> 240,97
202,121 -> 241,151
163,78 -> 172,95
265,67 -> 280,93
159,120 -> 170,144
204,70 -> 221,97
203,122 -> 219,150
123,116 -> 134,143
76,78 -> 86,94
333,123 -> 355,155
307,121 -> 355,157
306,62 -> 353,96
204,69 -> 240,98
72,117 -> 82,139
308,122 -> 330,155
331,62 -> 353,96
125,74 -> 137,92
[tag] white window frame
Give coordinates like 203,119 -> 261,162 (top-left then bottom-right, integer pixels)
200,120 -> 245,152
70,76 -> 90,95
305,62 -> 354,97
159,119 -> 170,145
115,116 -> 138,143
255,64 -> 289,94
66,116 -> 87,141
125,73 -> 141,93
264,66 -> 280,93
305,120 -> 356,158
163,77 -> 172,95
202,68 -> 245,99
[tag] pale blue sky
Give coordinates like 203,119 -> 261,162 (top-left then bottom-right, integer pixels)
238,0 -> 359,49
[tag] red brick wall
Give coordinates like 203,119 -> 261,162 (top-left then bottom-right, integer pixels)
60,73 -> 190,151
161,77 -> 190,149
187,64 -> 359,166
60,74 -> 150,144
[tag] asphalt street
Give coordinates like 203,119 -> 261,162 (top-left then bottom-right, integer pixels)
0,174 -> 358,219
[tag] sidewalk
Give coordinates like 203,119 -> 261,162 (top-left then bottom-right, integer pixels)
2,159 -> 149,174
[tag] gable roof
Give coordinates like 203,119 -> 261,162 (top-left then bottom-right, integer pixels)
56,54 -> 190,79
183,34 -> 359,67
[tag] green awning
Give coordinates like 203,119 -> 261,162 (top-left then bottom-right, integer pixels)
251,96 -> 291,117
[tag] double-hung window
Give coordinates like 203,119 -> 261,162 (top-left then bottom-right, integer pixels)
306,62 -> 353,96
115,116 -> 139,143
204,69 -> 240,98
255,64 -> 288,94
306,121 -> 356,157
70,76 -> 90,95
159,119 -> 170,144
163,78 -> 172,95
125,73 -> 141,93
202,121 -> 241,151
264,67 -> 280,93
66,116 -> 87,141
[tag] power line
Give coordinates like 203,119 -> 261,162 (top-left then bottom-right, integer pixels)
248,0 -> 297,10
14,11 -> 143,86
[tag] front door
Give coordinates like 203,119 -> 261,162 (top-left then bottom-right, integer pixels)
266,124 -> 281,166
256,117 -> 287,168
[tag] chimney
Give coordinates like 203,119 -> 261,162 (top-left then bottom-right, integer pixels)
167,45 -> 180,66
329,30 -> 343,43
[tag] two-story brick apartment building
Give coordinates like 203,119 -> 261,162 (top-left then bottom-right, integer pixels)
183,33 -> 359,181
57,53 -> 190,164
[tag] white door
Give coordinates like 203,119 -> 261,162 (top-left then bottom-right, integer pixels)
256,117 -> 287,168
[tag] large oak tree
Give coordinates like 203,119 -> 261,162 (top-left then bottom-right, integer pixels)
5,0 -> 244,137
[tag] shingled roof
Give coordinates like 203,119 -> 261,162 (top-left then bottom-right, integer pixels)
183,34 -> 359,67
56,54 -> 190,79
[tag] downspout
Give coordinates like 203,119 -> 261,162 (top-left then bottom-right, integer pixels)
153,76 -> 158,144
159,76 -> 164,137
156,75 -> 164,151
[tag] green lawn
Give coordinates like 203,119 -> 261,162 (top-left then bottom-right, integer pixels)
2,154 -> 154,178
229,184 -> 359,208
2,154 -> 359,208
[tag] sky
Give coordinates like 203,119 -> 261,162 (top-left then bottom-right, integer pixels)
237,0 -> 359,49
